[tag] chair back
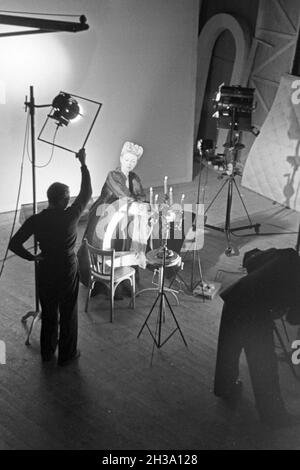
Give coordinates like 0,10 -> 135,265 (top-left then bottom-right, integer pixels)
84,239 -> 115,284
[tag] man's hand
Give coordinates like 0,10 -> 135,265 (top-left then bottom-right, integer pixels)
76,148 -> 86,166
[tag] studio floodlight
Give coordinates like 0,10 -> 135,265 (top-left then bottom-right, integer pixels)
213,85 -> 255,132
204,83 -> 260,256
38,91 -> 102,154
49,92 -> 80,127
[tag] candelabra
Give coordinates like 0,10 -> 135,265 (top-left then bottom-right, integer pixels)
149,176 -> 185,252
136,178 -> 184,303
137,180 -> 187,353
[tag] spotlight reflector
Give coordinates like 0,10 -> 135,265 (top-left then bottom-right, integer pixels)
49,92 -> 80,127
38,91 -> 102,154
212,85 -> 255,132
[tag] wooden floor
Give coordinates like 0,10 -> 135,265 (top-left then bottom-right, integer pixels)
1,165 -> 300,450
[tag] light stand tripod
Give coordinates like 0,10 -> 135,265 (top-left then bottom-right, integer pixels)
205,107 -> 260,255
137,229 -> 187,351
169,142 -> 216,297
189,141 -> 208,292
21,86 -> 45,345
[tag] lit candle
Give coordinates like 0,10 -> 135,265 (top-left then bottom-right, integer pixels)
181,194 -> 185,211
154,194 -> 159,210
169,187 -> 173,206
164,176 -> 168,195
149,187 -> 153,206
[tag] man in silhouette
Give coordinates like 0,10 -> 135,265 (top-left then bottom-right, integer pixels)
214,247 -> 300,426
9,148 -> 92,365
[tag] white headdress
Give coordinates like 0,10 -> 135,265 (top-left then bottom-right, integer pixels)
121,141 -> 144,159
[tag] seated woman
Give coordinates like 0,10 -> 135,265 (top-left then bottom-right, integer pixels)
79,141 -> 151,289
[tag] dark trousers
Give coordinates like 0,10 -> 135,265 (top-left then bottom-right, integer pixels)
214,302 -> 287,420
38,262 -> 79,362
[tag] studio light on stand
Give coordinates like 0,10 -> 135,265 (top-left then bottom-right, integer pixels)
21,86 -> 102,345
204,84 -> 261,256
169,138 -> 221,300
189,139 -> 221,299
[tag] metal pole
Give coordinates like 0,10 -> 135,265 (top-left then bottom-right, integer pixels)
191,146 -> 205,291
29,85 -> 40,313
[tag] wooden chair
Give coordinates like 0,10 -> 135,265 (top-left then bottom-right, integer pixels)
84,240 -> 136,322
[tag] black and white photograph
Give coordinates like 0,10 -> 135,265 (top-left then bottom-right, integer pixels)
1,0 -> 300,453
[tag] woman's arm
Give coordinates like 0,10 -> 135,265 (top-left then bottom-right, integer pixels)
130,172 -> 146,201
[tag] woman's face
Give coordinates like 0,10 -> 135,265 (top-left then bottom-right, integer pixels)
120,152 -> 138,174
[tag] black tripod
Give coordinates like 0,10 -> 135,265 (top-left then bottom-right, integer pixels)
137,244 -> 187,350
205,109 -> 260,255
169,141 -> 216,294
189,141 -> 208,290
170,142 -> 206,292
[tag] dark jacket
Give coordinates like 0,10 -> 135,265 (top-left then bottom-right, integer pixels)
9,165 -> 92,272
85,168 -> 145,244
220,248 -> 300,324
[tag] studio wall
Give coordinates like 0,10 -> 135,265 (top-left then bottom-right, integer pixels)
0,0 -> 199,213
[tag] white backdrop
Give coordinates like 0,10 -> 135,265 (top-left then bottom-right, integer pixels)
242,74 -> 300,212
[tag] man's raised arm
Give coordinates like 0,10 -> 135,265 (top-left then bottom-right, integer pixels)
69,148 -> 93,218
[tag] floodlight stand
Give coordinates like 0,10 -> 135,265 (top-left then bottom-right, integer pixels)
190,146 -> 206,291
169,145 -> 205,293
204,108 -> 260,256
21,86 -> 52,344
168,145 -> 217,298
21,86 -> 43,345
